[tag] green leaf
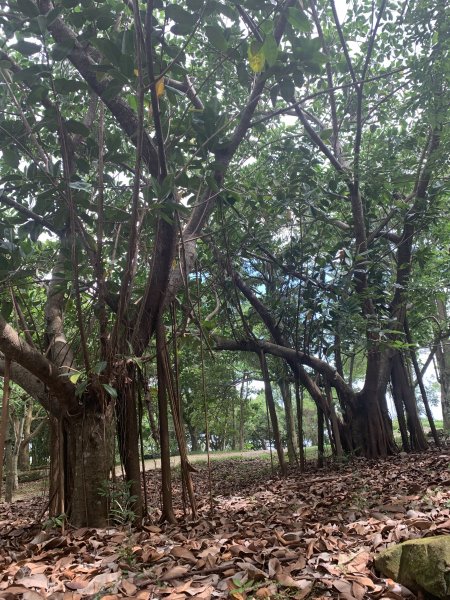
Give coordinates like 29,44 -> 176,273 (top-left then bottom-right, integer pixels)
170,22 -> 192,36
166,4 -> 196,26
51,39 -> 75,61
319,128 -> 333,140
186,0 -> 203,8
27,84 -> 49,103
92,37 -> 122,66
205,25 -> 228,52
11,40 -> 41,56
279,79 -> 295,101
2,148 -> 20,168
65,119 -> 90,136
102,383 -> 118,399
288,7 -> 311,33
101,79 -> 124,101
17,0 -> 40,17
69,179 -> 92,191
262,33 -> 278,67
93,361 -> 107,374
54,78 -> 87,94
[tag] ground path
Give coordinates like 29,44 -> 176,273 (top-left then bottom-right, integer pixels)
114,448 -> 270,475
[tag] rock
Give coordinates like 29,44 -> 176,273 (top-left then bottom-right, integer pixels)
375,535 -> 450,599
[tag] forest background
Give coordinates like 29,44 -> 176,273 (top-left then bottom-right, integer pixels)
0,0 -> 448,528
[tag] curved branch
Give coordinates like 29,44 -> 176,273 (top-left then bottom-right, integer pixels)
0,316 -> 76,415
0,358 -> 49,411
214,336 -> 354,400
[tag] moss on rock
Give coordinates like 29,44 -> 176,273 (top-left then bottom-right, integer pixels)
375,536 -> 450,599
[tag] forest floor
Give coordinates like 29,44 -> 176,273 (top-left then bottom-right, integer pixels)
0,446 -> 449,599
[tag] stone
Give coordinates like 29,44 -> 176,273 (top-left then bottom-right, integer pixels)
375,535 -> 450,599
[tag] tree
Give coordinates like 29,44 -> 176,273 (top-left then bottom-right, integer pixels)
0,0 -> 305,525
212,0 -> 449,456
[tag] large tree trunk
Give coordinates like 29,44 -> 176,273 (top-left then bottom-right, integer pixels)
49,401 -> 114,527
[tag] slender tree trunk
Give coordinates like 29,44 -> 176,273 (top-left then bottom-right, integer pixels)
324,381 -> 343,458
278,378 -> 298,464
259,352 -> 287,475
405,320 -> 440,445
238,373 -> 246,451
294,377 -> 305,471
0,358 -> 11,501
4,423 -> 14,502
391,352 -> 428,451
231,392 -> 236,451
317,405 -> 324,468
116,374 -> 143,520
156,318 -> 176,524
49,415 -> 64,517
145,390 -> 160,448
390,381 -> 410,452
436,298 -> 450,434
18,398 -> 33,471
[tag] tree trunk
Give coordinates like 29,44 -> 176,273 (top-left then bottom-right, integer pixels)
18,398 -> 33,471
238,374 -> 246,451
317,405 -> 324,468
49,402 -> 114,527
405,319 -> 440,446
294,377 -> 305,471
116,374 -> 143,521
156,318 -> 176,524
436,298 -> 450,434
391,352 -> 428,452
4,424 -> 14,503
65,404 -> 114,527
278,378 -> 298,465
258,352 -> 287,475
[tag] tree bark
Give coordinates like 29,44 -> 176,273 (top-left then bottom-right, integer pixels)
156,318 -> 176,524
259,352 -> 287,476
64,404 -> 114,527
278,378 -> 298,464
391,352 -> 428,452
436,298 -> 450,434
116,374 -> 143,521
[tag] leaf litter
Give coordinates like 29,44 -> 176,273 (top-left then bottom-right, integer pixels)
0,447 -> 449,599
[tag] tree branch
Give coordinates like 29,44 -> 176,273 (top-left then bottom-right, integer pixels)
0,317 -> 76,415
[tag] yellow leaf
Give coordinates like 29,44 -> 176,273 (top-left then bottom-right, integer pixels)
248,42 -> 265,73
155,78 -> 165,97
69,372 -> 81,384
133,68 -> 139,76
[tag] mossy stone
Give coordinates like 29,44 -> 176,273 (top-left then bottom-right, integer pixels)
375,535 -> 450,599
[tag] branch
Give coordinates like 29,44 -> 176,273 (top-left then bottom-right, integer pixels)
214,336 -> 354,398
0,191 -> 61,235
133,0 -> 297,350
0,357 -> 49,411
165,77 -> 204,110
37,0 -> 159,176
0,317 -> 76,415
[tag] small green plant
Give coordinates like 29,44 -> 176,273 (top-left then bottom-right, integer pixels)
98,480 -> 137,526
43,513 -> 66,530
118,543 -> 137,567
